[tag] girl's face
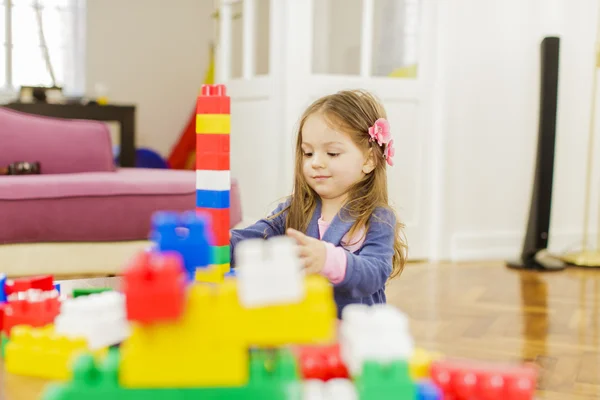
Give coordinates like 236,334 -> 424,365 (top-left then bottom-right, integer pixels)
300,113 -> 374,203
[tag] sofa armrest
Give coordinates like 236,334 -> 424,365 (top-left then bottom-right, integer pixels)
0,107 -> 115,174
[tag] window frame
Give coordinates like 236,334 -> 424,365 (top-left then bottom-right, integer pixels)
0,0 -> 86,103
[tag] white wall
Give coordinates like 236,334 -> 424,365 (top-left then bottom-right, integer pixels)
435,0 -> 600,260
85,0 -> 214,156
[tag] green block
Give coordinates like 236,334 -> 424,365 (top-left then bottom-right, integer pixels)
72,288 -> 113,298
1,332 -> 8,359
41,347 -> 301,400
355,360 -> 416,400
213,245 -> 230,264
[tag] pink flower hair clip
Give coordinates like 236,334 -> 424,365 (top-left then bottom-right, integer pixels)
368,118 -> 395,166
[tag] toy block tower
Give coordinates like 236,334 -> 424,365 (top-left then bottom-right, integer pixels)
195,84 -> 231,282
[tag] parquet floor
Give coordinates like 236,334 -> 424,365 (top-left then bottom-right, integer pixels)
1,261 -> 599,399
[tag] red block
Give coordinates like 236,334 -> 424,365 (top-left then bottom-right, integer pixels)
196,207 -> 230,246
196,134 -> 229,170
297,343 -> 349,381
196,84 -> 230,115
122,250 -> 187,324
5,275 -> 54,296
0,303 -> 5,333
196,134 -> 230,152
3,295 -> 60,336
430,359 -> 537,400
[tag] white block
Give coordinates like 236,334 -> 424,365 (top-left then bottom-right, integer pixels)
340,303 -> 414,376
195,170 -> 230,191
54,291 -> 130,350
236,236 -> 304,308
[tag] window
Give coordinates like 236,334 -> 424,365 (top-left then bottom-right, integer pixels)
1,0 -> 85,97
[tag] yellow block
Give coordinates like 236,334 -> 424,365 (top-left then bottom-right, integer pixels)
5,325 -> 104,381
219,263 -> 230,275
119,275 -> 337,388
216,275 -> 337,347
195,114 -> 230,134
409,347 -> 442,379
195,264 -> 224,283
119,284 -> 248,388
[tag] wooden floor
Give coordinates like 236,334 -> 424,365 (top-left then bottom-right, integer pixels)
1,261 -> 600,399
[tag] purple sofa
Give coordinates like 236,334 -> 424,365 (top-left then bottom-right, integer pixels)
0,107 -> 241,277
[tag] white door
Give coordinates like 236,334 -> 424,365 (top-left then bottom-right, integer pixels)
282,0 -> 436,260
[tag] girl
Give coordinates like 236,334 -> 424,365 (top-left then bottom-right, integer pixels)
229,89 -> 407,318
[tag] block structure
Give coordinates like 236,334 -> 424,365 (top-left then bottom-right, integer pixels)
195,84 -> 231,282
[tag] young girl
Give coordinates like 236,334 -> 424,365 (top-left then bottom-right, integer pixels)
229,89 -> 407,318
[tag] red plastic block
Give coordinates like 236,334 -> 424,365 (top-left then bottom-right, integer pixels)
3,295 -> 60,336
196,207 -> 230,246
0,303 -> 5,333
297,343 -> 349,381
196,152 -> 229,171
196,84 -> 230,115
5,275 -> 54,296
122,250 -> 187,324
430,359 -> 537,400
196,134 -> 230,153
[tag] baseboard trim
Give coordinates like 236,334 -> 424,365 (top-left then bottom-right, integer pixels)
450,230 -> 598,261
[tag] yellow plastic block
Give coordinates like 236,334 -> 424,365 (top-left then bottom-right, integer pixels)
4,325 -> 104,381
409,347 -> 442,379
119,284 -> 247,388
195,114 -> 230,134
216,275 -> 337,346
218,263 -> 230,275
195,265 -> 224,283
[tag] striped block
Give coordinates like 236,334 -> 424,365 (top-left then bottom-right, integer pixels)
196,114 -> 230,134
196,190 -> 229,209
196,207 -> 229,246
196,170 -> 230,191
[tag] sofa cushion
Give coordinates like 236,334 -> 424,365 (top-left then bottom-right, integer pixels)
0,107 -> 115,174
0,168 -> 242,244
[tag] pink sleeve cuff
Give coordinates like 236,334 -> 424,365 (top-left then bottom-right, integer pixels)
320,242 -> 347,284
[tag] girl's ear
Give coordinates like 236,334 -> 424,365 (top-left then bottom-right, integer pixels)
362,148 -> 376,174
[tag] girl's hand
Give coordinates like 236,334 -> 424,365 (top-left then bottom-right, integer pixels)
286,228 -> 327,274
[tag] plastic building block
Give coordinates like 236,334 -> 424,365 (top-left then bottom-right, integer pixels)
194,264 -> 225,284
417,379 -> 442,400
195,114 -> 231,134
429,359 -> 537,400
195,151 -> 230,170
297,343 -> 349,381
196,189 -> 230,208
54,291 -> 130,350
410,348 -> 442,379
42,347 -> 301,400
1,331 -> 7,358
54,283 -> 61,294
4,324 -> 104,380
3,292 -> 61,336
196,133 -> 230,152
235,236 -> 305,308
303,379 -> 357,400
5,274 -> 54,296
339,303 -> 413,376
0,303 -> 5,335
196,169 -> 231,191
119,282 -> 248,388
0,273 -> 6,302
150,210 -> 213,281
354,360 -> 416,400
213,244 -> 231,264
197,207 -> 230,246
122,250 -> 186,323
196,83 -> 230,115
72,288 -> 113,298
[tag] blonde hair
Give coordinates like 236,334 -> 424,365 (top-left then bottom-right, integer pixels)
277,89 -> 407,280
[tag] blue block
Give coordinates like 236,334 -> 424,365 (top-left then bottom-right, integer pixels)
196,189 -> 230,208
54,283 -> 61,294
150,210 -> 213,281
417,380 -> 441,400
224,269 -> 236,278
0,273 -> 6,302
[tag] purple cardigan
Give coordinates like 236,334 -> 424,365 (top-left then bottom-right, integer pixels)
229,199 -> 395,318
